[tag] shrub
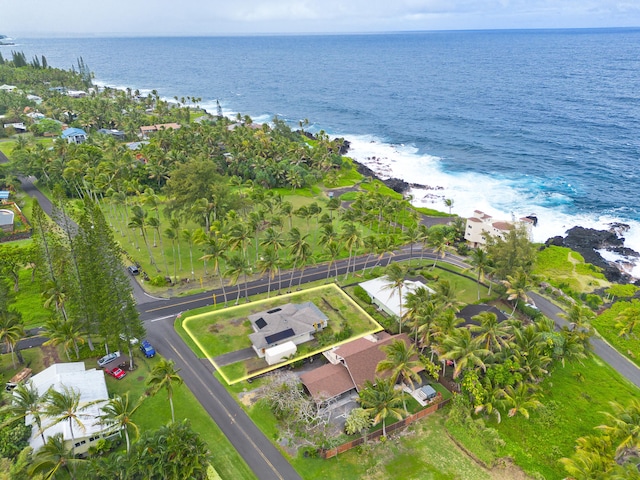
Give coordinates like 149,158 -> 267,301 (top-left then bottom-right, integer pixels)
149,275 -> 168,287
353,285 -> 371,304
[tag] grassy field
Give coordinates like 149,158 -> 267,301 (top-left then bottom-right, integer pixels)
592,300 -> 640,368
532,246 -> 609,293
288,409 -> 511,480
450,356 -> 639,479
12,267 -> 51,330
95,353 -> 256,480
181,284 -> 382,384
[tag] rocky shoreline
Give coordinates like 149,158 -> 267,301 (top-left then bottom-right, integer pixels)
335,136 -> 639,284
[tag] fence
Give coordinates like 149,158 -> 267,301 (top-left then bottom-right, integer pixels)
321,394 -> 451,459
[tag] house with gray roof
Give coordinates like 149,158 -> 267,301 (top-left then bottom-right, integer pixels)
248,302 -> 328,358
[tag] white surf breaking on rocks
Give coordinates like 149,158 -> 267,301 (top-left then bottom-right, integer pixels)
345,134 -> 640,279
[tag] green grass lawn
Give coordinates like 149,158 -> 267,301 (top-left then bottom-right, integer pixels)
105,353 -> 256,480
0,348 -> 45,384
592,300 -> 640,368
451,356 -> 639,480
289,409 -> 495,480
181,284 -> 382,384
12,267 -> 51,330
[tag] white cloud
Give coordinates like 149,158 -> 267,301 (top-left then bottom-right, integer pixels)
1,0 -> 639,36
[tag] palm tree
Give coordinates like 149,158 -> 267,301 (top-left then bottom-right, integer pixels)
402,226 -> 422,266
147,359 -> 183,423
43,317 -> 85,361
358,377 -> 404,438
257,248 -> 280,298
225,253 -> 251,304
443,198 -> 454,215
324,241 -> 342,282
498,382 -> 543,419
440,328 -> 491,379
614,300 -> 640,338
381,263 -> 407,332
376,339 -> 421,412
470,311 -> 513,353
474,377 -> 503,423
0,309 -> 25,368
596,399 -> 640,463
467,247 -> 493,299
98,393 -> 143,453
199,234 -> 229,304
181,228 -> 197,280
29,433 -> 80,480
128,205 -> 157,269
44,385 -> 100,458
341,223 -> 363,279
1,381 -> 47,445
42,280 -> 70,321
428,228 -> 450,269
502,269 -> 532,315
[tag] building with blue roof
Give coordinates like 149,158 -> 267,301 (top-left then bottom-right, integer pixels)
61,127 -> 87,144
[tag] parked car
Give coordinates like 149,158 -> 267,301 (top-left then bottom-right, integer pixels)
119,333 -> 139,345
127,265 -> 140,275
106,367 -> 126,380
97,351 -> 120,367
139,340 -> 156,358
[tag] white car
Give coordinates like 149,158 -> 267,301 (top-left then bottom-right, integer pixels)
97,351 -> 121,367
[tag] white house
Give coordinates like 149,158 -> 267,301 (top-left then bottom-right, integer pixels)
248,302 -> 328,358
24,363 -> 116,455
464,210 -> 534,248
359,277 -> 434,317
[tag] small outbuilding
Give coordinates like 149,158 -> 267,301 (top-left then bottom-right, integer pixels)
264,341 -> 297,366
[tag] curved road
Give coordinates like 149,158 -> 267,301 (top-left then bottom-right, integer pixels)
7,160 -> 640,479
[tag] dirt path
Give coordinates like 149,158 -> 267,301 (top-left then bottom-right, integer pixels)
40,344 -> 62,367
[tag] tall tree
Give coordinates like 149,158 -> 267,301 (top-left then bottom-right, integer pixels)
44,385 -> 100,458
98,393 -> 143,454
376,339 -> 421,412
0,309 -> 24,368
1,381 -> 47,446
381,263 -> 407,332
147,359 -> 183,423
358,378 -> 404,438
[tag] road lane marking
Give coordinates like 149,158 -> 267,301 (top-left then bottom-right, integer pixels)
149,314 -> 179,322
166,342 -> 286,480
144,296 -> 211,312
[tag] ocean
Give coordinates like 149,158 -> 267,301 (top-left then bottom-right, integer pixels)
4,29 -> 640,272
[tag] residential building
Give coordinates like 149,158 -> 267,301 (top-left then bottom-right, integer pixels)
139,123 -> 181,139
23,363 -> 116,455
248,302 -> 328,358
61,127 -> 87,144
359,277 -> 434,318
464,210 -> 534,247
300,333 -> 420,403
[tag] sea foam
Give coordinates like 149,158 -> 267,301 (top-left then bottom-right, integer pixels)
344,134 -> 640,276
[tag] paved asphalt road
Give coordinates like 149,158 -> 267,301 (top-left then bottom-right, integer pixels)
7,160 -> 640,479
529,292 -> 640,389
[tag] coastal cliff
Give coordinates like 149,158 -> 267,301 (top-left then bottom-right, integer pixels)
546,226 -> 639,284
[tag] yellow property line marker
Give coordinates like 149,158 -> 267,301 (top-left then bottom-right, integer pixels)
180,284 -> 383,385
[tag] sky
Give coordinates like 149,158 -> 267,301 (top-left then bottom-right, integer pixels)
2,0 -> 640,37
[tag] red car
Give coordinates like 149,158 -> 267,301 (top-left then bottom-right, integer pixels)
106,367 -> 127,380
